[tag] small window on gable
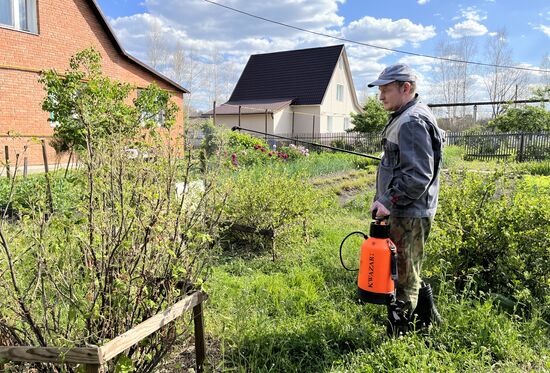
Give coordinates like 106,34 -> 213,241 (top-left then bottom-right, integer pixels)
336,84 -> 344,102
327,116 -> 333,132
0,0 -> 38,33
344,117 -> 350,131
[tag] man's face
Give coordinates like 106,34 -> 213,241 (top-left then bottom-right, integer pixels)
378,82 -> 409,112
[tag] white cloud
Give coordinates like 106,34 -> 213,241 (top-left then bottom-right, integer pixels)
535,24 -> 550,37
106,1 -> 437,109
460,7 -> 487,22
342,16 -> 436,48
446,6 -> 489,39
417,0 -> 430,5
447,19 -> 488,38
397,55 -> 436,72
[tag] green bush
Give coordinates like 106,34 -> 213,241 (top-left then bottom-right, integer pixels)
0,173 -> 84,217
516,161 -> 550,176
330,139 -> 354,151
489,105 -> 550,132
427,170 -> 550,317
222,167 -> 327,256
228,131 -> 268,149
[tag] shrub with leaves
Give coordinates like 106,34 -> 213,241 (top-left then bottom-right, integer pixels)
488,105 -> 550,133
350,96 -> 388,133
0,49 -> 226,372
40,47 -> 178,154
426,170 -> 550,317
222,167 -> 326,258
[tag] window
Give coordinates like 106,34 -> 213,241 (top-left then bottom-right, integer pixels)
344,117 -> 350,131
0,0 -> 37,33
327,116 -> 333,132
336,84 -> 344,102
137,89 -> 166,128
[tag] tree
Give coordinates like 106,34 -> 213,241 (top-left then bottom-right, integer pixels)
171,42 -> 203,118
40,48 -> 178,154
433,37 -> 477,129
482,29 -> 527,118
532,53 -> 550,102
350,96 -> 388,133
147,18 -> 168,69
488,105 -> 550,132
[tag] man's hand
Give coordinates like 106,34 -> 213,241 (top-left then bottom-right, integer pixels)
370,200 -> 390,218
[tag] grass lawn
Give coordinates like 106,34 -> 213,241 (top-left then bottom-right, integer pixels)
197,152 -> 550,372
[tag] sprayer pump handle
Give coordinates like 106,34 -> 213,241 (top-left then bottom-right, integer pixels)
372,208 -> 389,222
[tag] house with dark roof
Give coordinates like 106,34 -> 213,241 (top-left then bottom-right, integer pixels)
207,45 -> 362,135
0,0 -> 188,167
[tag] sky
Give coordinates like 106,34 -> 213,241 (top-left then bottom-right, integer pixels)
96,0 -> 550,111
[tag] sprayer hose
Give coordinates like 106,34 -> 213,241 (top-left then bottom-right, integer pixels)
339,231 -> 367,272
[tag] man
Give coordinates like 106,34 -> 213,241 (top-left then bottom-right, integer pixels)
367,64 -> 444,335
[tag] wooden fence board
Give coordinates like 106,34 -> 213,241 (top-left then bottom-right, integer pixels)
0,346 -> 100,365
99,291 -> 205,362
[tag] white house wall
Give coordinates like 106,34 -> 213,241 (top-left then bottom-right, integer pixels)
215,114 -> 274,134
273,107 -> 293,134
288,105 -> 321,135
320,53 -> 361,133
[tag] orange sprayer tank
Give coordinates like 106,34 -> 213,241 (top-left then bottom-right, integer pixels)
357,221 -> 398,305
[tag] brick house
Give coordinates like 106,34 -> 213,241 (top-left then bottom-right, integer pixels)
0,0 -> 188,169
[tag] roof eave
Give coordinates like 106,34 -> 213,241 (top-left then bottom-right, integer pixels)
88,0 -> 189,94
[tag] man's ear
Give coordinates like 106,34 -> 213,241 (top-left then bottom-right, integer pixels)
403,82 -> 410,94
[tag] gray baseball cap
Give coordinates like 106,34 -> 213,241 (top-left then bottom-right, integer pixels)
367,64 -> 417,87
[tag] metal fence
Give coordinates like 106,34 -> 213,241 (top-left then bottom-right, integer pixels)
188,126 -> 549,162
269,131 -> 549,162
446,132 -> 550,162
266,132 -> 384,155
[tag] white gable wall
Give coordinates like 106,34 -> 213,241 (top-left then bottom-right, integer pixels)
320,53 -> 361,133
215,114 -> 274,134
273,107 -> 293,134
288,106 -> 321,135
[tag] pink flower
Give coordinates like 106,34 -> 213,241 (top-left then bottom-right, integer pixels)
268,152 -> 273,156
231,153 -> 238,166
260,147 -> 266,152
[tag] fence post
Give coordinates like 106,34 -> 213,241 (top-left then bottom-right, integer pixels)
41,139 -> 54,215
193,303 -> 206,373
85,364 -> 102,373
238,105 -> 241,128
265,109 -> 268,141
212,101 -> 216,127
518,133 -> 525,162
292,112 -> 295,136
4,145 -> 10,179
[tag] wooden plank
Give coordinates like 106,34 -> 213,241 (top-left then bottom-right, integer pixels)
99,291 -> 205,362
193,303 -> 206,373
85,363 -> 103,373
0,346 -> 101,365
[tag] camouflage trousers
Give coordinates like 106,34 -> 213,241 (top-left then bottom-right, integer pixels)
388,216 -> 433,312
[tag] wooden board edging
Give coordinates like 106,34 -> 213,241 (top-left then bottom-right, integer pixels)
99,291 -> 206,362
0,346 -> 100,365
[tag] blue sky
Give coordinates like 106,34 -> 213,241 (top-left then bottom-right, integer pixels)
97,0 -> 550,110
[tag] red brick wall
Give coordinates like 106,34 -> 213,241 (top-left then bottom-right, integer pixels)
0,0 -> 185,166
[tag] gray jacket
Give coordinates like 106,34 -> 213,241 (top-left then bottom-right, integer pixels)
375,96 -> 444,218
